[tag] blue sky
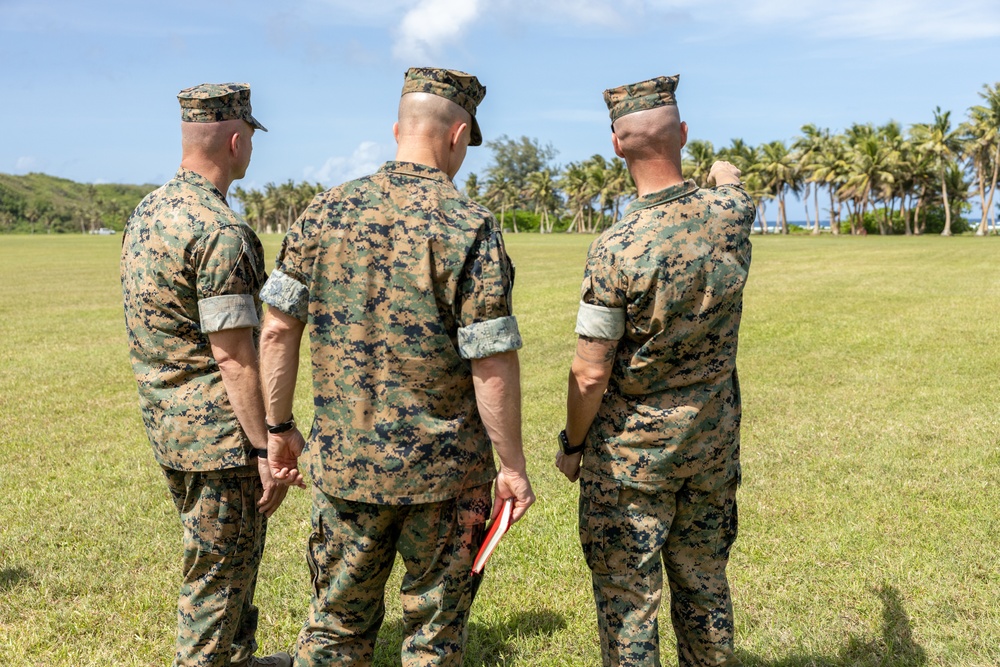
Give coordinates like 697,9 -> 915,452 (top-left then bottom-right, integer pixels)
2,0 -> 999,220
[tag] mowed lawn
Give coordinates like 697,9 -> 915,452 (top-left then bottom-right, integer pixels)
0,232 -> 997,667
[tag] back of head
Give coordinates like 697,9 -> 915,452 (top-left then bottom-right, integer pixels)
397,92 -> 470,142
612,105 -> 685,162
399,68 -> 486,145
604,74 -> 684,163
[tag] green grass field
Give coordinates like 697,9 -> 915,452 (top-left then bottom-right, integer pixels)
1,233 -> 997,666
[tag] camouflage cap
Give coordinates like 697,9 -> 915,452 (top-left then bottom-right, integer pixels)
177,82 -> 267,132
401,68 -> 486,146
603,74 -> 680,127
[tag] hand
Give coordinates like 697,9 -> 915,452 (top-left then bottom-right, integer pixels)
268,428 -> 307,489
555,450 -> 583,483
493,465 -> 535,525
708,160 -> 741,187
256,455 -> 290,517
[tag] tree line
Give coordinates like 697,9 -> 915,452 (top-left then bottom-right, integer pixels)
3,82 -> 997,236
231,81 -> 999,237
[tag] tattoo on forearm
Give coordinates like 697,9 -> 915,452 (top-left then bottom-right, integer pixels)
576,336 -> 616,364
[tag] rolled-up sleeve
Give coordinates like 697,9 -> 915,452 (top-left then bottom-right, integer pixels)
575,301 -> 625,340
457,314 -> 522,359
455,217 -> 520,358
577,240 -> 627,341
199,294 -> 259,333
260,269 -> 309,322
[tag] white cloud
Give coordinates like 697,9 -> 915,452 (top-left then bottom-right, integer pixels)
392,0 -> 482,62
310,0 -> 1000,61
303,141 -> 389,186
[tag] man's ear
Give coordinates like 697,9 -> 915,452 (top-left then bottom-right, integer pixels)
611,132 -> 625,159
451,121 -> 469,149
679,121 -> 689,149
229,131 -> 241,156
392,121 -> 400,144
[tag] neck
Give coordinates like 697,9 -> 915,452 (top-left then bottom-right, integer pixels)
627,159 -> 685,197
395,141 -> 451,179
179,155 -> 232,197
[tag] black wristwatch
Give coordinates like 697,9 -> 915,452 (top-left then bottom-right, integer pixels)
266,415 -> 296,434
558,429 -> 585,455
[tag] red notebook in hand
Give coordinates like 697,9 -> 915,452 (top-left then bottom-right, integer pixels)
471,497 -> 514,575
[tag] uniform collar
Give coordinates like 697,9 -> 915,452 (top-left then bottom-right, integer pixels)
174,168 -> 229,205
380,161 -> 454,186
624,179 -> 699,216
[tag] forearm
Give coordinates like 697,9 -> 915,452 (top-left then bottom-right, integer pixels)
259,308 -> 305,423
564,336 -> 615,446
471,350 -> 525,472
211,329 -> 268,450
565,364 -> 610,445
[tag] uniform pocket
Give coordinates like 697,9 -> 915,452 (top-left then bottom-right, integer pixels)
578,472 -> 621,576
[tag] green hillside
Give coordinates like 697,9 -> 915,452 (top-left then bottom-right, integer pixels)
0,172 -> 157,234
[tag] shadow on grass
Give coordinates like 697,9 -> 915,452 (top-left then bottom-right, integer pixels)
740,585 -> 927,667
0,566 -> 30,592
373,609 -> 566,666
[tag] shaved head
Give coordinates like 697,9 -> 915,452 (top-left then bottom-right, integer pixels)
397,92 -> 471,140
181,118 -> 247,158
612,105 -> 686,162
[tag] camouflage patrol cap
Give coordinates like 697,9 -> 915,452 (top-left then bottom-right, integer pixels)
177,82 -> 268,132
604,74 -> 680,128
401,68 -> 486,146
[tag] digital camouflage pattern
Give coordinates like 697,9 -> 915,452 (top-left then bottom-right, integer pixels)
579,458 -> 740,667
122,168 -> 267,471
604,74 -> 680,125
577,180 -> 754,485
178,82 -> 268,131
163,466 -> 267,667
575,179 -> 754,667
401,68 -> 485,146
260,160 -> 520,505
295,483 -> 490,666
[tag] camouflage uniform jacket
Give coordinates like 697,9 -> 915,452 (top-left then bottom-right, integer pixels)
575,180 -> 754,488
121,168 -> 266,471
260,161 -> 521,505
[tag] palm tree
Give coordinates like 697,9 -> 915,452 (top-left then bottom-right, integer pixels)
484,177 -> 520,232
964,83 -> 1000,235
911,107 -> 963,236
605,157 -> 633,224
793,125 -> 830,234
559,162 -> 593,233
525,169 -> 559,233
682,140 -> 715,187
757,140 -> 799,234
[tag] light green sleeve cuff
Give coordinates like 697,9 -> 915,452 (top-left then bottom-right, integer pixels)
259,269 -> 309,322
457,315 -> 523,359
575,301 -> 625,340
199,294 -> 259,333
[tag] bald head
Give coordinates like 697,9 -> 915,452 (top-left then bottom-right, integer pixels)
397,92 -> 472,141
179,118 -> 254,192
612,105 -> 687,163
394,92 -> 473,179
181,118 -> 248,159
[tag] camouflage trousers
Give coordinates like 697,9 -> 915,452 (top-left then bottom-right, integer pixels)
579,460 -> 741,667
294,483 -> 491,666
163,465 -> 267,667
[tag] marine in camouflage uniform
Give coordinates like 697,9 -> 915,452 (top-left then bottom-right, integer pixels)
557,75 -> 755,667
121,83 -> 291,667
257,68 -> 534,666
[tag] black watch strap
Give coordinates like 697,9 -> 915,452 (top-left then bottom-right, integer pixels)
559,429 -> 585,455
252,448 -> 268,459
266,415 -> 295,434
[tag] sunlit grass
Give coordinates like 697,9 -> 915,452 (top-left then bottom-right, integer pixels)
1,233 -> 997,666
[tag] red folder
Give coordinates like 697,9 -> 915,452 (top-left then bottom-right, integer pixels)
471,497 -> 514,575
